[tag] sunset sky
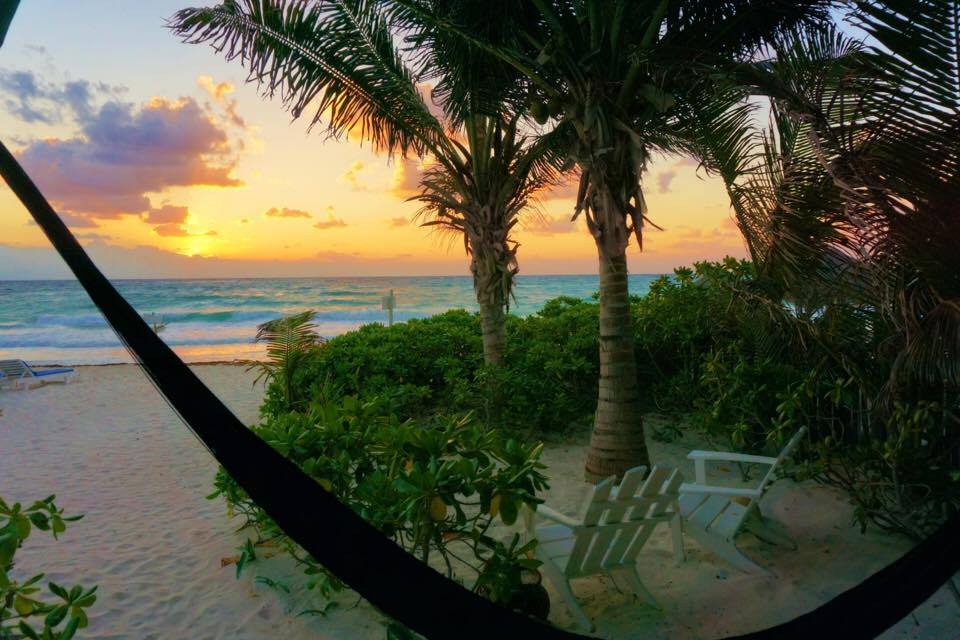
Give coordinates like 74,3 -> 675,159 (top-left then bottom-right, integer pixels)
0,1 -> 747,279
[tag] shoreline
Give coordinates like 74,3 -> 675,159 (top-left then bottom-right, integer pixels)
33,360 -> 255,368
0,273 -> 671,283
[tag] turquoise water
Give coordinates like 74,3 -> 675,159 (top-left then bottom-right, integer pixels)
0,275 -> 660,364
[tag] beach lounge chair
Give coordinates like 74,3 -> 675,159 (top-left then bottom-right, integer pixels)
522,465 -> 685,632
0,359 -> 76,390
678,428 -> 807,575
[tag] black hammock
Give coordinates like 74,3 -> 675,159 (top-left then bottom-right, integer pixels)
1,24 -> 958,640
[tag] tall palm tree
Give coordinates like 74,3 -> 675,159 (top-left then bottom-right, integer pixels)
392,0 -> 832,478
169,0 -> 556,366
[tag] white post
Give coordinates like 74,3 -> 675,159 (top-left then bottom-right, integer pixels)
381,289 -> 396,326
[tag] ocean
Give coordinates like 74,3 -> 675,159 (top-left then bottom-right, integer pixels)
0,275 -> 660,365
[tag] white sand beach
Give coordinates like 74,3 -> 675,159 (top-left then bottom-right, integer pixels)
1,365 -> 957,639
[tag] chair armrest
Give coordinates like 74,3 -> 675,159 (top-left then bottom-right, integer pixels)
687,450 -> 778,465
679,483 -> 763,499
534,504 -> 581,528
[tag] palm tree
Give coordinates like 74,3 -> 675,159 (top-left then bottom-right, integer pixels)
245,310 -> 324,411
718,5 -> 960,598
169,0 -> 556,367
411,115 -> 555,364
726,2 -> 960,417
392,0 -> 832,478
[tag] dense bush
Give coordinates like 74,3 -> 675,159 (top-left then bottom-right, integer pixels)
212,394 -> 549,617
264,259 -> 769,432
258,258 -> 958,544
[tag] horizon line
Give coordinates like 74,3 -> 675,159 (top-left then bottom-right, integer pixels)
0,272 -> 670,282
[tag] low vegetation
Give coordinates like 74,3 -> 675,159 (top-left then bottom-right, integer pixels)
259,258 -> 958,539
0,496 -> 97,640
212,257 -> 958,619
212,394 -> 549,620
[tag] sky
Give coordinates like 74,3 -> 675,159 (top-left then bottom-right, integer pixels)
0,1 -> 748,279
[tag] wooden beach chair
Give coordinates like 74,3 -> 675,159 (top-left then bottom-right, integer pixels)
0,359 -> 76,390
678,428 -> 807,575
522,465 -> 685,632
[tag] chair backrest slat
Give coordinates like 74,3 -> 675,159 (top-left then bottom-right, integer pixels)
758,427 -> 807,493
0,360 -> 30,379
579,466 -> 646,573
618,466 -> 679,565
565,477 -> 614,577
563,466 -> 682,577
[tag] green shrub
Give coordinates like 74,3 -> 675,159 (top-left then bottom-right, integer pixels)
1,496 -> 97,640
266,264 -> 761,435
253,257 -> 958,543
262,310 -> 483,420
211,395 -> 549,615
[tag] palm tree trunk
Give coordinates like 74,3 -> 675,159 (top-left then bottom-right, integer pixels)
585,248 -> 649,481
471,239 -> 510,367
479,299 -> 506,366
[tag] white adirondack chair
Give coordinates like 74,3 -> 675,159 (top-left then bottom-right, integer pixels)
678,428 -> 807,575
522,465 -> 685,632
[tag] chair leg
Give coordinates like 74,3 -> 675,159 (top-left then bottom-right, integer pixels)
684,525 -> 770,575
538,558 -> 593,632
670,514 -> 685,565
615,567 -> 658,608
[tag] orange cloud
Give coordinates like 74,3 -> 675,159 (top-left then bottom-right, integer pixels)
524,214 -> 577,235
538,174 -> 580,202
387,216 -> 409,227
341,160 -> 370,191
197,75 -> 246,128
656,156 -> 702,194
154,223 -> 218,238
18,96 -> 242,219
265,207 -> 311,219
313,207 -> 347,230
143,204 -> 189,224
154,223 -> 191,237
390,157 -> 427,198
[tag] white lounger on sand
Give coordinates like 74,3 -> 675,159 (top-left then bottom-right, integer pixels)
678,428 -> 807,575
0,359 -> 77,390
523,465 -> 685,632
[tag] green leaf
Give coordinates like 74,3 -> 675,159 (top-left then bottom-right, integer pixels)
13,514 -> 31,540
19,621 -> 41,640
59,616 -> 81,640
14,594 -> 34,616
74,593 -> 97,608
499,496 -> 518,526
45,605 -> 68,628
71,606 -> 89,629
48,582 -> 68,599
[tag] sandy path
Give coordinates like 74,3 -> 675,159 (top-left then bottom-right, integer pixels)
1,365 -> 956,639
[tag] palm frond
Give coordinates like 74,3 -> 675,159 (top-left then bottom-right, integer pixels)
245,310 -> 323,410
730,1 -> 960,397
169,0 -> 447,157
